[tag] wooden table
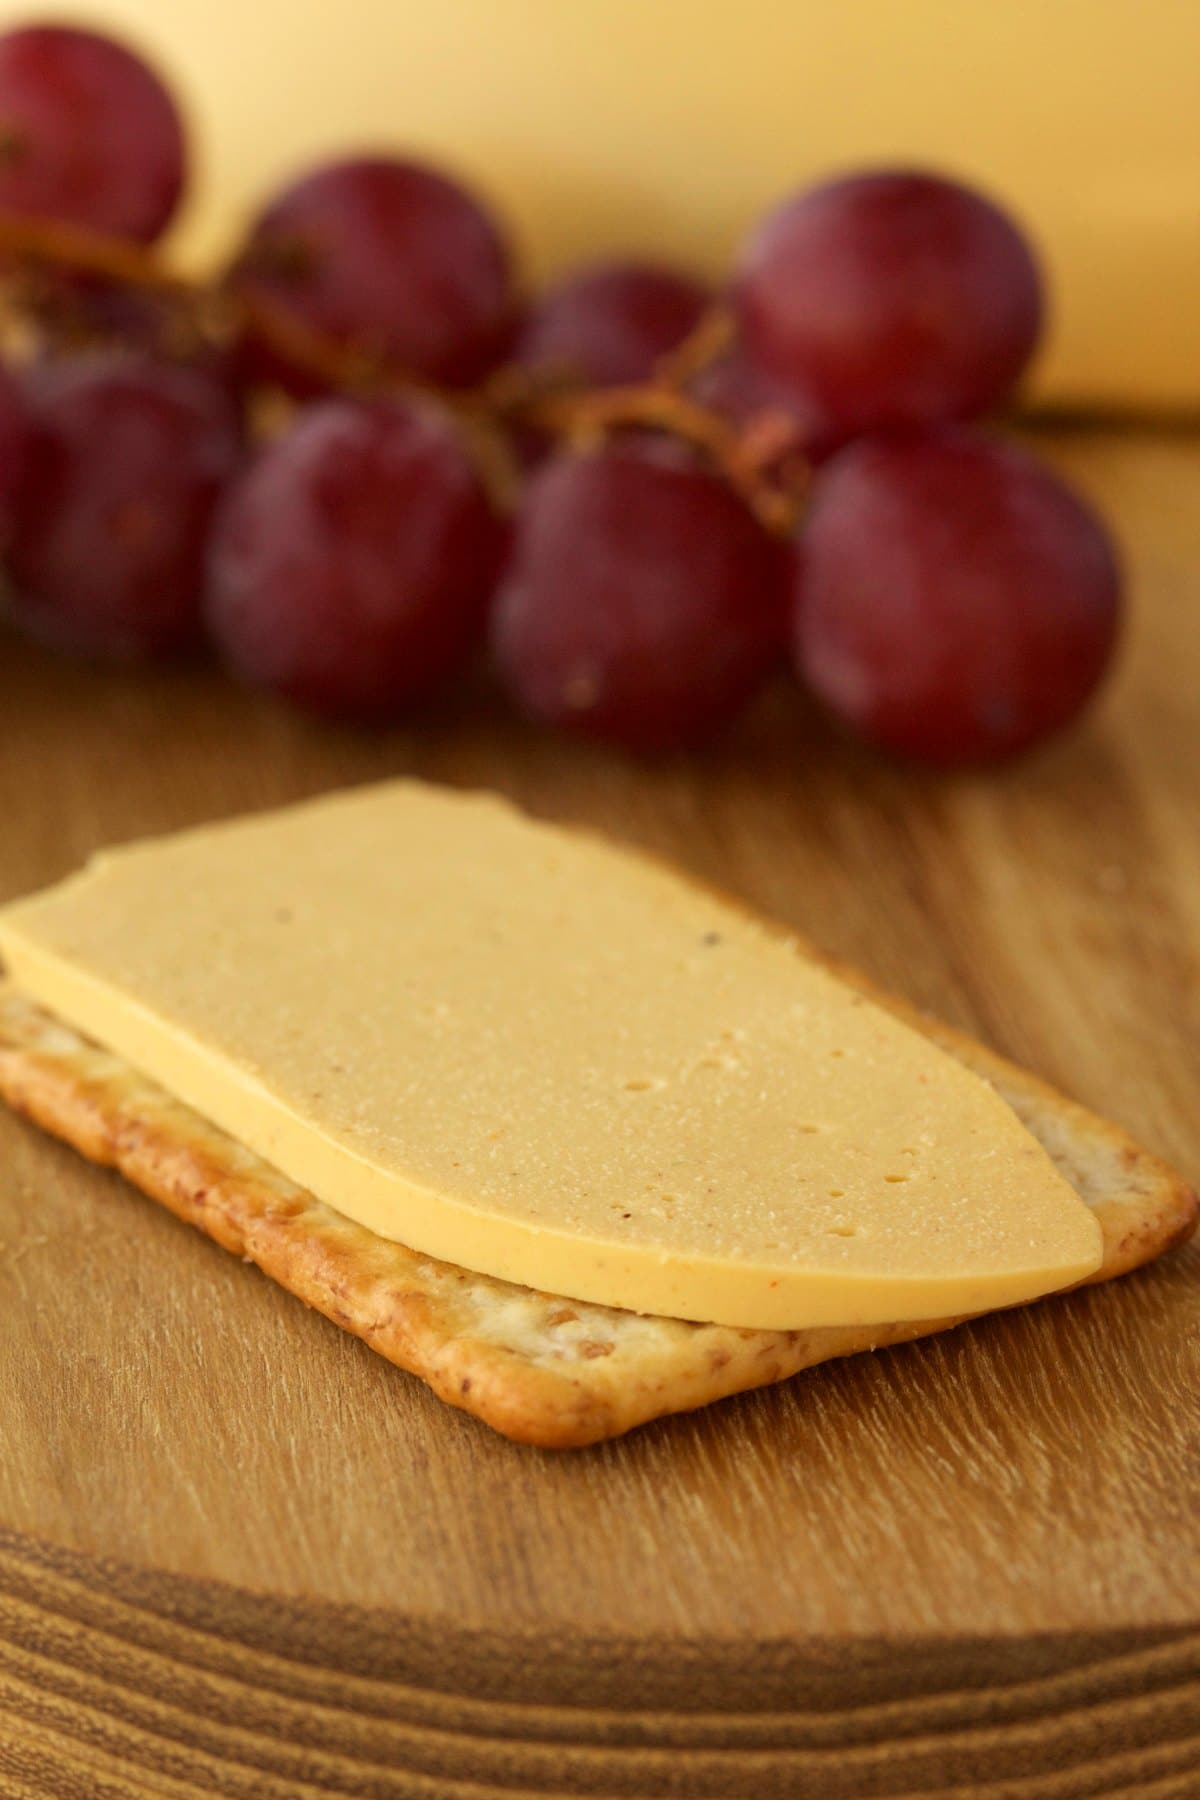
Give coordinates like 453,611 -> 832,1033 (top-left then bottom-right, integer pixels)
0,427 -> 1197,1798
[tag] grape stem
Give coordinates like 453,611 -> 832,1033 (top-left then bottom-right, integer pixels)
512,378 -> 808,533
0,213 -> 191,294
0,211 -> 809,535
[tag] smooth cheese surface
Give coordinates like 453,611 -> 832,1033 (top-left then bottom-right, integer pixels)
0,781 -> 1102,1329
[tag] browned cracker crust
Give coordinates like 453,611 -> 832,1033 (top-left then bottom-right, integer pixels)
0,979 -> 1194,1447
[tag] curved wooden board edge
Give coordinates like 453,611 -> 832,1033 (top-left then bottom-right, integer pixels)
1,1528 -> 1198,1798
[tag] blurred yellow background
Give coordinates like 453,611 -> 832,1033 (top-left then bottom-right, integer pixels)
3,0 -> 1197,410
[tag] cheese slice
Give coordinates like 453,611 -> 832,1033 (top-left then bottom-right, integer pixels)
0,780 -> 1102,1329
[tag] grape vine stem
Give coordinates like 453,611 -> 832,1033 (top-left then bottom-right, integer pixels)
0,211 -> 810,534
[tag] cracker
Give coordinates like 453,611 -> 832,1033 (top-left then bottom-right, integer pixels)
0,979 -> 1194,1446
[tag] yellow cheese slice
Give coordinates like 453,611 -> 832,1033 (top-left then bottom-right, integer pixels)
0,781 -> 1102,1329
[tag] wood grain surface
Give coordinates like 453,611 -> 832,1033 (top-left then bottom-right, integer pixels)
0,426 -> 1197,1797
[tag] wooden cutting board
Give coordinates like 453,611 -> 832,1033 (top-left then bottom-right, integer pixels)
1,427 -> 1197,1799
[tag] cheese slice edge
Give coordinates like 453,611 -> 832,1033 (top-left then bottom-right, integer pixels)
0,780 -> 1103,1329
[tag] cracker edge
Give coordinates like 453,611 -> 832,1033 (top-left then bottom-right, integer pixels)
0,980 -> 1194,1448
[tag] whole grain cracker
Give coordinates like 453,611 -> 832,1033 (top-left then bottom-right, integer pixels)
1,975 -> 1193,1447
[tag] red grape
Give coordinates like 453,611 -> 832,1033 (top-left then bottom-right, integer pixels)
6,353 -> 241,660
229,156 -> 517,391
516,261 -> 710,387
206,396 -> 502,718
691,344 -> 810,434
734,171 -> 1042,448
0,24 -> 185,241
492,438 -> 790,751
30,280 -> 248,430
793,429 -> 1121,765
0,358 -> 29,546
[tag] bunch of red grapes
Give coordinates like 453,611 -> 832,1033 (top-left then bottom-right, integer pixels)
0,23 -> 1122,763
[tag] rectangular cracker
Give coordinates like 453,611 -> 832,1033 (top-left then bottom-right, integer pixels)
0,975 -> 1194,1447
